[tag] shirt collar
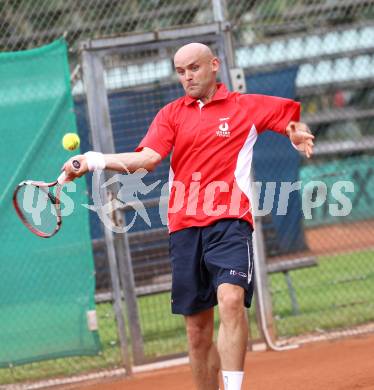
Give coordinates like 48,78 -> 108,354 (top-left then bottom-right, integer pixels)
184,83 -> 229,106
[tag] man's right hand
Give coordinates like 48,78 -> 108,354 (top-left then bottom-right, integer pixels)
61,154 -> 88,182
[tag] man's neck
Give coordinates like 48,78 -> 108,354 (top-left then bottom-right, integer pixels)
200,84 -> 217,104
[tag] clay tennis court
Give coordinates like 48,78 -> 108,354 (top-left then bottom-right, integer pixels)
61,334 -> 374,390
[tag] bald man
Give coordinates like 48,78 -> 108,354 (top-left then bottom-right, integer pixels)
64,42 -> 314,390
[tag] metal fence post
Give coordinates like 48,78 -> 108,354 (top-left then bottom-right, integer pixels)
252,216 -> 276,342
213,0 -> 236,69
81,47 -> 145,365
95,176 -> 132,375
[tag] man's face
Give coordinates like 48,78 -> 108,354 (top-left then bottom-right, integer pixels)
174,51 -> 219,99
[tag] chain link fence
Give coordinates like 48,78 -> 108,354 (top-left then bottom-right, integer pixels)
0,0 -> 214,52
227,0 -> 374,342
1,0 -> 374,387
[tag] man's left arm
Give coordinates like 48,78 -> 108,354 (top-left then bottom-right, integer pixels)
242,94 -> 314,158
286,121 -> 314,159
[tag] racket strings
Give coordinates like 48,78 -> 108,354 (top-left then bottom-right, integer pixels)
15,184 -> 60,235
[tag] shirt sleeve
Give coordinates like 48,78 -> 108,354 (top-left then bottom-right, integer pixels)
135,105 -> 175,159
242,94 -> 301,135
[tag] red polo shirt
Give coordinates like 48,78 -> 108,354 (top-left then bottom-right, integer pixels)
136,83 -> 300,233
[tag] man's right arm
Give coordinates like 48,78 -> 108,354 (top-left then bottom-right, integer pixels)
103,147 -> 162,172
62,147 -> 162,181
63,104 -> 174,181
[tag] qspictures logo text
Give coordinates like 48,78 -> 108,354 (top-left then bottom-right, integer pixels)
21,168 -> 355,233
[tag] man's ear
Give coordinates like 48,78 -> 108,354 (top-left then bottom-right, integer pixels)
211,57 -> 220,72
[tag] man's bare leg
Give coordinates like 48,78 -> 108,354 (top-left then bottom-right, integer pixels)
185,308 -> 221,390
217,283 -> 248,389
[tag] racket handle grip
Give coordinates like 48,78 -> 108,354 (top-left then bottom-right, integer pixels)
57,171 -> 67,185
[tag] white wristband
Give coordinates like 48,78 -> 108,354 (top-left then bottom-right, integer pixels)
84,151 -> 106,172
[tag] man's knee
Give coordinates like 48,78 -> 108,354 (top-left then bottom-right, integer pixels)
217,283 -> 245,320
185,309 -> 214,350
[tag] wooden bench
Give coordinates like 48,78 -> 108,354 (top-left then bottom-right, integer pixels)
266,256 -> 318,315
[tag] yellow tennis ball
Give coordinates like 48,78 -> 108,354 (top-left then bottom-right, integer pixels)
62,133 -> 80,151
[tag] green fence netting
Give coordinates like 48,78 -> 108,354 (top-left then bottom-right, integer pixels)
0,38 -> 100,367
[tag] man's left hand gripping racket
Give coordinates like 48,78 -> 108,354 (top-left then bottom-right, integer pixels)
13,160 -> 81,238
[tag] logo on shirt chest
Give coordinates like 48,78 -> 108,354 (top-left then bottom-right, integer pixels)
216,117 -> 230,138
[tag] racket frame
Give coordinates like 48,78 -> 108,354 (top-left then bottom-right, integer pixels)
13,179 -> 63,238
13,159 -> 80,238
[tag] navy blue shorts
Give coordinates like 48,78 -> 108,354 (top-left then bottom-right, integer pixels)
169,219 -> 254,315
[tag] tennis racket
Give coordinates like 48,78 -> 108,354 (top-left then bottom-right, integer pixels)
13,160 -> 81,238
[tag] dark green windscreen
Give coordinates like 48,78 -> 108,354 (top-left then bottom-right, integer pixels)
0,38 -> 101,367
